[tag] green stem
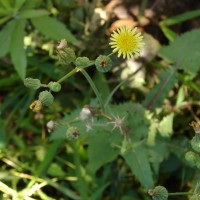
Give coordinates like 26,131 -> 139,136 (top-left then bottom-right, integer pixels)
57,67 -> 78,83
168,192 -> 192,196
40,84 -> 48,87
107,51 -> 116,57
80,68 -> 104,110
105,65 -> 144,107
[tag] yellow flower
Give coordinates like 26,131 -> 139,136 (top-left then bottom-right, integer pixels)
29,100 -> 42,112
109,26 -> 144,59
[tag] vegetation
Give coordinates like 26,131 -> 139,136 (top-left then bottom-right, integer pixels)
0,0 -> 200,200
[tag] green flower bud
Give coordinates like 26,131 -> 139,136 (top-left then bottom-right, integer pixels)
48,82 -> 61,92
95,55 -> 112,73
66,126 -> 80,141
191,134 -> 200,153
39,90 -> 54,106
185,151 -> 197,166
148,186 -> 168,200
74,57 -> 94,68
24,78 -> 41,90
57,47 -> 76,65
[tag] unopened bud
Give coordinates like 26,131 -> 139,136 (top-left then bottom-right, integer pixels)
57,47 -> 76,65
48,82 -> 61,92
80,105 -> 96,121
46,120 -> 56,133
148,186 -> 168,200
57,39 -> 68,50
74,57 -> 93,68
191,134 -> 200,153
39,90 -> 54,106
24,78 -> 41,90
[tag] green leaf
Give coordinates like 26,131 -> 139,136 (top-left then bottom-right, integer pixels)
19,9 -> 49,18
0,119 -> 6,148
122,145 -> 154,189
0,20 -> 16,57
0,15 -> 11,25
176,85 -> 185,108
47,163 -> 66,177
158,113 -> 174,137
110,103 -> 149,141
10,19 -> 27,79
160,25 -> 177,42
87,131 -> 121,173
14,0 -> 26,9
149,143 -> 169,176
159,29 -> 200,74
91,182 -> 110,200
160,10 -> 200,26
31,16 -> 77,42
146,115 -> 158,146
0,0 -> 13,10
36,140 -> 63,177
143,68 -> 177,109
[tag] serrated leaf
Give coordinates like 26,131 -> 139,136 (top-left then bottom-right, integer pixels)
31,16 -> 77,42
143,68 -> 177,109
122,145 -> 154,189
159,29 -> 200,74
87,131 -> 121,173
19,9 -> 49,18
0,20 -> 16,57
158,113 -> 174,137
149,143 -> 169,176
109,102 -> 149,141
10,19 -> 27,79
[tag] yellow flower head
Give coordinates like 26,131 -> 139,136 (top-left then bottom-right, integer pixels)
109,26 -> 144,59
29,100 -> 42,112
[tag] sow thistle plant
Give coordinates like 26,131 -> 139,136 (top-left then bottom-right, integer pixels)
24,26 -> 144,142
24,26 -> 199,199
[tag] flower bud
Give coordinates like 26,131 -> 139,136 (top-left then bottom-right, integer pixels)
66,126 -> 80,141
57,47 -> 76,65
185,151 -> 197,166
79,105 -> 96,121
39,90 -> 54,106
24,78 -> 41,90
148,186 -> 168,200
29,100 -> 42,112
74,57 -> 93,68
57,39 -> 68,50
46,120 -> 56,133
48,82 -> 61,92
95,55 -> 112,73
191,134 -> 200,153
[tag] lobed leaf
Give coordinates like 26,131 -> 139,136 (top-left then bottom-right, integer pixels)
122,145 -> 154,189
